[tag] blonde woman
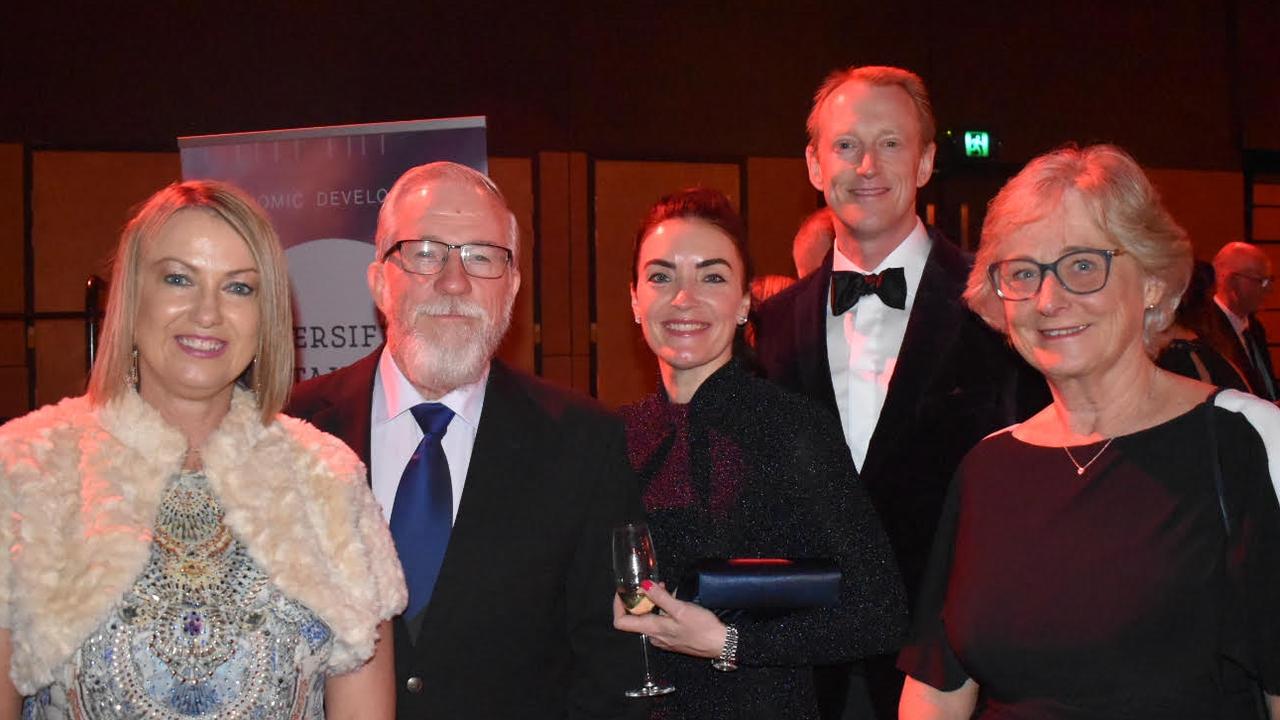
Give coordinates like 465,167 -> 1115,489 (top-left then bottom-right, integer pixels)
0,181 -> 404,719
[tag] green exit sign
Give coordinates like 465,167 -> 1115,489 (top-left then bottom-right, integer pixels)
964,131 -> 992,158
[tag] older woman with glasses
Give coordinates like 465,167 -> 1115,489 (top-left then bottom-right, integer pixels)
898,145 -> 1280,720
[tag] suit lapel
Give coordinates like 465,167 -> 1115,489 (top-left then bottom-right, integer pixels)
410,361 -> 530,657
861,233 -> 968,482
1245,314 -> 1278,399
309,350 -> 379,470
442,362 -> 529,554
1212,306 -> 1266,397
794,251 -> 839,413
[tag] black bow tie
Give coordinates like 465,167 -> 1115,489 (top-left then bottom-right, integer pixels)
831,268 -> 908,314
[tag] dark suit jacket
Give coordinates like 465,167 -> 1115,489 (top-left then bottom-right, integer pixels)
286,351 -> 645,719
1209,304 -> 1278,400
754,229 -> 1046,603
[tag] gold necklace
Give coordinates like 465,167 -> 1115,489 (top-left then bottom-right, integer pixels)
1063,438 -> 1114,476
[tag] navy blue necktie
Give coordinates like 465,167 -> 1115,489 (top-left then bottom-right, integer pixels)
390,402 -> 455,622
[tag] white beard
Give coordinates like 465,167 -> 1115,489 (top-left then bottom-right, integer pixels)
388,296 -> 513,397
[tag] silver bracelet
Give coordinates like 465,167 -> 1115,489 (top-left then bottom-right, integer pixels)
711,624 -> 739,672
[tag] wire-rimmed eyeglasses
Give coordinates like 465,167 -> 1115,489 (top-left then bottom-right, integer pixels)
382,239 -> 513,279
988,248 -> 1126,301
1230,272 -> 1274,289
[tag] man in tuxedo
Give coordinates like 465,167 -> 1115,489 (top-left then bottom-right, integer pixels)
286,162 -> 643,719
1211,241 -> 1277,400
753,66 -> 1044,719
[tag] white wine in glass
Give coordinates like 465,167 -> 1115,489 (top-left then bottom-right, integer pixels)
611,522 -> 675,697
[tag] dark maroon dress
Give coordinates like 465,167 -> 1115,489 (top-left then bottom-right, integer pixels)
899,400 -> 1280,719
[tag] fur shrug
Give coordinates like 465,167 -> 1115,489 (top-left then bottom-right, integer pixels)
0,387 -> 407,694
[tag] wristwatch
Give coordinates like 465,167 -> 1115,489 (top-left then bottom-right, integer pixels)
711,624 -> 739,672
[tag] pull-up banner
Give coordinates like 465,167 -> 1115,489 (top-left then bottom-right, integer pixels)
179,117 -> 488,381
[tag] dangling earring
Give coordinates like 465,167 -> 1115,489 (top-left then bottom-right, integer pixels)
634,315 -> 642,324
251,355 -> 263,397
127,347 -> 139,390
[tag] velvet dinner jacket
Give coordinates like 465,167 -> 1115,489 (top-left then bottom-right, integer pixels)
1210,304 -> 1278,401
753,229 -> 1047,601
285,351 -> 644,720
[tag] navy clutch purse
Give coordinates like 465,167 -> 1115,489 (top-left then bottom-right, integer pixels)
679,558 -> 841,613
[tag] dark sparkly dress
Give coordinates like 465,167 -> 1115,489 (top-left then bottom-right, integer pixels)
899,398 -> 1280,719
621,359 -> 907,720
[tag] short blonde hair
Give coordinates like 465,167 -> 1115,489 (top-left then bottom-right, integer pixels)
88,180 -> 293,424
806,65 -> 936,149
964,144 -> 1191,346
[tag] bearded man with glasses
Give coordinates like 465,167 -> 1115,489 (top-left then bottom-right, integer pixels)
286,162 -> 644,719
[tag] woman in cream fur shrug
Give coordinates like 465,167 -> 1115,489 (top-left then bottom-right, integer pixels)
0,386 -> 407,696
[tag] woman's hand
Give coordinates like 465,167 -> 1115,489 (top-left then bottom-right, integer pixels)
612,580 -> 727,659
324,620 -> 395,720
1,629 -> 21,720
899,676 -> 978,720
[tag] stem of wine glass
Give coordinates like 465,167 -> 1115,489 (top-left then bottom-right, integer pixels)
640,634 -> 656,683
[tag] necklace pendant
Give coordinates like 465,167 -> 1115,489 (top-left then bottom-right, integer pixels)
1063,436 -> 1115,478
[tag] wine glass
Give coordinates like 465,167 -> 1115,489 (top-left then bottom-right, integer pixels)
611,522 -> 676,697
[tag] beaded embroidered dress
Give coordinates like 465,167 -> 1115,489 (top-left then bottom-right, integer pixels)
23,471 -> 334,719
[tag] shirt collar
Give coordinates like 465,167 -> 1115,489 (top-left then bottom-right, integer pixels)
373,346 -> 488,430
1214,295 -> 1249,335
830,218 -> 932,302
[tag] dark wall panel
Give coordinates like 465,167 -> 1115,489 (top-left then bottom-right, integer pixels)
1238,0 -> 1280,150
32,151 -> 181,312
0,144 -> 23,314
4,3 -> 1276,168
593,160 -> 739,409
930,3 -> 1238,168
489,156 -> 536,374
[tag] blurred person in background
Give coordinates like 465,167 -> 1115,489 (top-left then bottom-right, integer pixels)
793,206 -> 836,279
1154,259 -> 1249,390
1211,241 -> 1277,400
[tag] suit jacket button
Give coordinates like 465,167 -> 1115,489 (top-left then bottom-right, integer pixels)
406,676 -> 423,694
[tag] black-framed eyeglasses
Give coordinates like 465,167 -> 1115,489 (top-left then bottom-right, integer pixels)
988,248 -> 1126,301
1231,272 -> 1274,289
382,239 -> 513,279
